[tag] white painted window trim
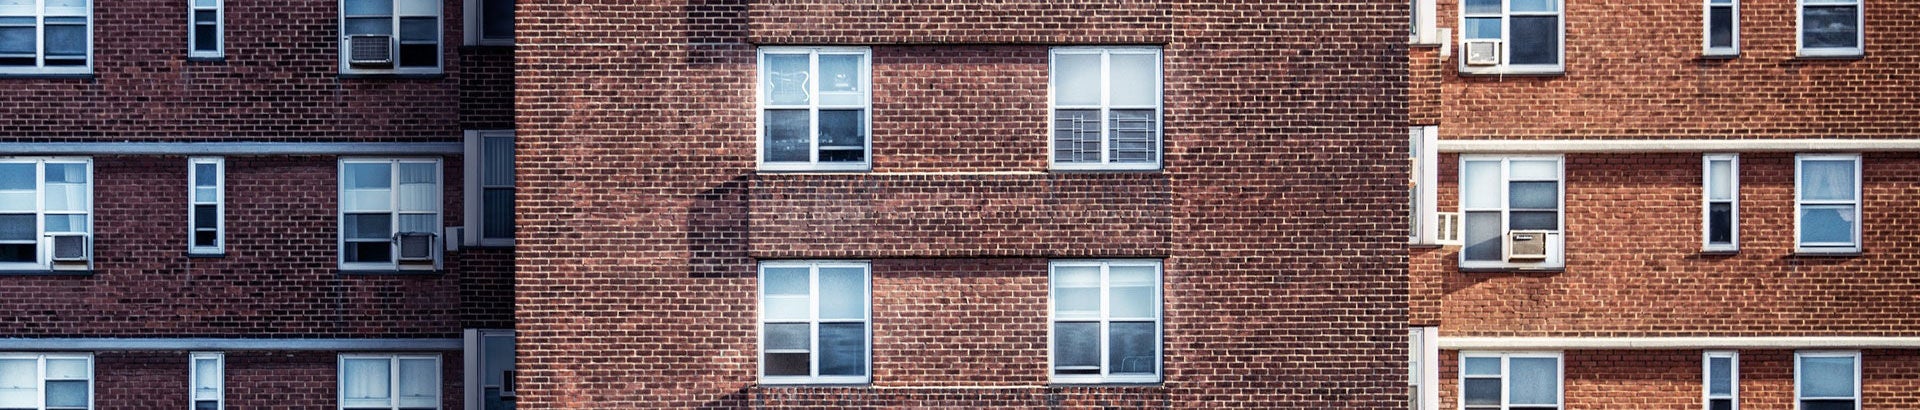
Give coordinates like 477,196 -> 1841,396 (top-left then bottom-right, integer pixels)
336,354 -> 442,410
460,0 -> 509,46
1047,259 -> 1163,384
1703,0 -> 1739,56
1412,327 -> 1441,410
189,352 -> 224,410
1412,0 -> 1440,44
0,0 -> 91,75
1704,351 -> 1738,410
1458,0 -> 1566,75
186,0 -> 222,58
1412,126 -> 1441,245
755,46 -> 873,172
0,352 -> 93,410
187,157 -> 225,255
462,131 -> 513,247
0,157 -> 93,271
462,329 -> 514,410
1793,153 -> 1862,254
1796,0 -> 1864,58
1703,154 -> 1738,252
757,260 -> 872,385
1793,350 -> 1861,410
336,0 -> 442,75
1458,351 -> 1564,410
337,158 -> 443,271
1047,46 -> 1164,171
1458,155 -> 1565,270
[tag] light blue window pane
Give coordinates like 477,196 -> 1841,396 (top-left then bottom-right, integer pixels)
344,0 -> 391,15
1108,265 -> 1156,319
765,54 -> 810,106
1465,18 -> 1502,40
1511,16 -> 1561,65
1463,211 -> 1503,261
1802,6 -> 1859,49
44,215 -> 86,233
44,164 -> 85,184
763,323 -> 809,351
341,359 -> 390,401
1109,53 -> 1159,107
1799,205 -> 1855,244
45,0 -> 83,7
1053,322 -> 1099,370
1464,357 -> 1501,376
1052,53 -> 1101,106
195,164 -> 218,187
1464,0 -> 1501,15
817,323 -> 865,376
41,23 -> 84,57
43,183 -> 87,212
1509,181 -> 1557,209
1709,160 -> 1733,201
398,214 -> 435,234
762,267 -> 807,296
763,109 -> 809,163
817,267 -> 866,320
346,163 -> 391,189
1800,160 -> 1855,201
0,26 -> 31,55
0,164 -> 31,190
1511,160 -> 1556,180
346,17 -> 391,36
45,380 -> 86,408
1510,357 -> 1559,405
1799,356 -> 1855,398
1463,161 -> 1501,209
0,215 -> 30,241
817,54 -> 860,93
398,163 -> 435,184
1108,321 -> 1156,375
1709,357 -> 1733,395
1052,265 -> 1100,319
1512,0 -> 1558,12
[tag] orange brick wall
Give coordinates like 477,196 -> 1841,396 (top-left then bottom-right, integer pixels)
1435,350 -> 1920,409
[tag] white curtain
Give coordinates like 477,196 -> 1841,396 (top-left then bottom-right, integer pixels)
341,359 -> 391,407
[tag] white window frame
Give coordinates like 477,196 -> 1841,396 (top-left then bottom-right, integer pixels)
755,46 -> 873,172
1458,351 -> 1563,410
337,0 -> 442,75
1794,154 -> 1862,254
1703,154 -> 1738,253
1411,126 -> 1441,245
189,352 -> 224,410
1047,259 -> 1163,384
1704,351 -> 1738,410
1796,0 -> 1864,58
461,329 -> 514,410
756,260 -> 872,385
1048,46 -> 1164,171
187,157 -> 225,255
0,157 -> 92,271
0,352 -> 93,410
1793,351 -> 1860,410
1458,0 -> 1566,75
1703,0 -> 1739,56
1412,0 -> 1440,44
337,158 -> 443,271
1411,327 -> 1440,410
0,0 -> 91,75
337,354 -> 441,410
462,131 -> 513,247
186,0 -> 221,58
460,0 -> 510,46
1458,155 -> 1565,270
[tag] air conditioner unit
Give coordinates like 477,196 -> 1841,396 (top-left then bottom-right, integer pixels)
1464,39 -> 1502,66
395,232 -> 436,262
49,233 -> 88,262
348,34 -> 394,67
1436,212 -> 1462,245
1505,230 -> 1551,261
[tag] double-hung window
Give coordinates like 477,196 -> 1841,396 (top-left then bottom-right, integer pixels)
1703,154 -> 1738,252
1795,351 -> 1859,410
1798,0 -> 1863,57
188,157 -> 225,255
1050,260 -> 1161,384
1704,0 -> 1739,56
1704,351 -> 1738,410
190,352 -> 223,410
1410,327 -> 1439,410
0,158 -> 91,272
1411,0 -> 1438,44
339,0 -> 441,74
1795,154 -> 1861,254
187,0 -> 221,58
1459,156 -> 1563,270
1460,0 -> 1564,74
463,131 -> 514,247
461,0 -> 510,46
1050,47 -> 1163,171
0,0 -> 88,75
0,353 -> 91,410
757,47 -> 871,172
339,158 -> 442,271
1461,352 -> 1561,410
462,330 -> 515,410
339,354 -> 440,410
1410,126 -> 1443,245
758,261 -> 870,384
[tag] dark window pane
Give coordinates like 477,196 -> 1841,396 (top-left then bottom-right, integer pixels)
345,17 -> 391,36
1709,203 -> 1733,243
816,110 -> 865,163
0,243 -> 31,262
399,17 -> 435,42
1109,109 -> 1158,164
195,25 -> 218,52
44,24 -> 85,57
1709,7 -> 1734,48
1511,16 -> 1561,65
817,323 -> 865,376
1802,400 -> 1855,410
0,26 -> 33,55
763,323 -> 809,351
764,109 -> 809,162
1509,181 -> 1558,209
0,214 -> 31,241
1108,322 -> 1156,375
1053,109 -> 1101,163
764,352 -> 807,376
194,164 -> 218,186
398,44 -> 435,67
1463,211 -> 1503,261
195,231 -> 218,247
195,204 -> 218,229
482,0 -> 513,39
345,214 -> 392,240
483,188 -> 513,240
346,241 -> 391,263
1511,211 -> 1558,231
1053,322 -> 1099,372
196,401 -> 219,410
1802,6 -> 1859,49
1710,399 -> 1732,410
1463,378 -> 1501,406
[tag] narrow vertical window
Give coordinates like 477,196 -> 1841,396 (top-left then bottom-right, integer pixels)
338,354 -> 440,410
0,158 -> 92,271
190,352 -> 223,410
757,47 -> 872,171
1795,351 -> 1859,410
1411,126 -> 1439,244
188,158 -> 224,255
1704,351 -> 1737,410
1412,0 -> 1438,43
1050,260 -> 1162,384
1461,352 -> 1562,410
1703,154 -> 1737,252
0,0 -> 92,75
758,261 -> 870,384
1795,154 -> 1861,254
1798,0 -> 1863,57
463,0 -> 511,45
1704,0 -> 1738,56
339,159 -> 442,271
0,353 -> 92,410
463,330 -> 515,410
188,0 -> 222,58
1410,327 -> 1439,410
1050,47 -> 1163,170
464,131 -> 514,247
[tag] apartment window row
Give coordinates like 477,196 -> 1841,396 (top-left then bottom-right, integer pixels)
757,46 -> 1164,172
1437,351 -> 1863,410
1432,0 -> 1864,74
0,352 -> 456,410
757,260 -> 1163,385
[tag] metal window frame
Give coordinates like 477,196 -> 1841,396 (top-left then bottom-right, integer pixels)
0,352 -> 94,410
336,353 -> 442,410
1411,126 -> 1441,245
1793,153 -> 1862,254
188,352 -> 224,410
756,260 -> 872,385
1702,154 -> 1739,252
1795,0 -> 1864,57
1458,154 -> 1565,270
461,329 -> 514,410
1046,259 -> 1163,384
0,157 -> 92,271
460,0 -> 510,46
1458,351 -> 1564,410
187,157 -> 225,255
0,0 -> 92,75
1457,0 -> 1566,75
754,46 -> 874,172
1792,350 -> 1861,410
337,0 -> 442,74
1703,350 -> 1738,410
186,0 -> 222,58
337,157 -> 443,271
1703,0 -> 1740,56
462,131 -> 514,247
1047,46 -> 1164,171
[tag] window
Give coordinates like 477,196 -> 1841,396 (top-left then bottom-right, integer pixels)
1461,352 -> 1562,410
0,353 -> 92,410
1459,156 -> 1563,270
462,330 -> 514,410
339,0 -> 441,74
1412,0 -> 1439,44
339,158 -> 442,271
1411,126 -> 1441,244
1795,351 -> 1859,410
1704,0 -> 1738,56
757,47 -> 871,172
463,131 -> 513,247
188,157 -> 224,255
187,0 -> 221,58
462,0 -> 510,45
1410,327 -> 1439,410
339,354 -> 440,410
1050,260 -> 1161,384
1050,47 -> 1163,171
1704,351 -> 1738,410
758,261 -> 870,384
190,352 -> 223,410
1798,0 -> 1862,57
1460,0 -> 1564,74
0,158 -> 92,271
0,0 -> 89,75
1795,154 -> 1861,254
1704,154 -> 1738,252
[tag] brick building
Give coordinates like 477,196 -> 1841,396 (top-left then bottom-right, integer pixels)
512,0 -> 1411,408
0,0 -> 518,405
1407,0 -> 1920,409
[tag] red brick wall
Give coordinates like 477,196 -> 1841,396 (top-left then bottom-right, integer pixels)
1435,349 -> 1920,409
93,351 -> 465,410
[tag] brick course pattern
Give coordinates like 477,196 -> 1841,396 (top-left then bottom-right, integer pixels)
93,351 -> 465,410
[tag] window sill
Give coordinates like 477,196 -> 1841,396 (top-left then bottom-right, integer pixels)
0,270 -> 94,276
0,73 -> 94,80
185,252 -> 227,259
755,382 -> 873,388
1047,382 -> 1164,387
1699,52 -> 1740,60
186,56 -> 225,63
1795,51 -> 1864,60
1699,249 -> 1739,256
1459,266 -> 1564,274
1456,66 -> 1564,77
337,73 -> 448,80
339,269 -> 445,276
1792,250 -> 1862,258
1409,242 -> 1447,250
1048,166 -> 1164,173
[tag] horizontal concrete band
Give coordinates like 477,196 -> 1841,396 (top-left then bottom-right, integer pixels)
1443,336 -> 1920,350
0,142 -> 463,155
1440,139 -> 1920,154
0,338 -> 461,351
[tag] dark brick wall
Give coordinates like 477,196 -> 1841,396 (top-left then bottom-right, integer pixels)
93,351 -> 464,410
1435,350 -> 1920,409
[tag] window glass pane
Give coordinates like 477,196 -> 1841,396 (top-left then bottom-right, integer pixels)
763,267 -> 807,296
1052,265 -> 1100,319
0,164 -> 30,191
345,17 -> 391,36
764,54 -> 810,106
1709,7 -> 1735,48
1510,211 -> 1557,231
1799,205 -> 1856,244
480,335 -> 513,386
399,43 -> 436,67
397,359 -> 436,403
1802,6 -> 1859,49
1800,356 -> 1855,398
0,214 -> 35,240
346,214 -> 392,240
45,163 -> 85,184
1052,53 -> 1101,106
1709,160 -> 1733,200
1510,16 -> 1561,65
399,17 -> 435,42
0,244 -> 31,263
817,54 -> 860,94
1511,0 -> 1559,12
0,359 -> 30,409
1709,203 -> 1733,244
43,182 -> 87,212
1708,357 -> 1732,395
1800,160 -> 1856,201
763,109 -> 809,163
1464,357 -> 1501,376
1710,399 -> 1732,410
1107,265 -> 1155,319
1802,400 -> 1856,410
45,380 -> 86,408
817,267 -> 866,320
346,241 -> 392,263
1462,161 -> 1501,209
398,214 -> 436,235
0,26 -> 33,55
762,298 -> 808,322
482,137 -> 514,186
816,109 -> 865,163
345,163 -> 392,190
1108,109 -> 1158,164
195,401 -> 219,410
1052,322 -> 1099,371
195,231 -> 218,248
1464,17 -> 1501,39
1108,53 -> 1157,107
344,0 -> 391,15
1463,211 -> 1503,261
341,359 -> 391,401
1053,109 -> 1102,164
1509,181 -> 1557,209
763,323 -> 810,351
45,358 -> 87,378
483,188 -> 513,239
817,323 -> 865,376
481,0 -> 512,39
44,214 -> 86,233
1108,321 -> 1156,375
195,205 -> 218,230
44,24 -> 84,57
1462,378 -> 1501,406
1510,358 -> 1559,405
763,353 -> 807,376
397,164 -> 437,212
195,163 -> 218,187
194,359 -> 219,397
0,191 -> 27,212
1464,0 -> 1501,15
